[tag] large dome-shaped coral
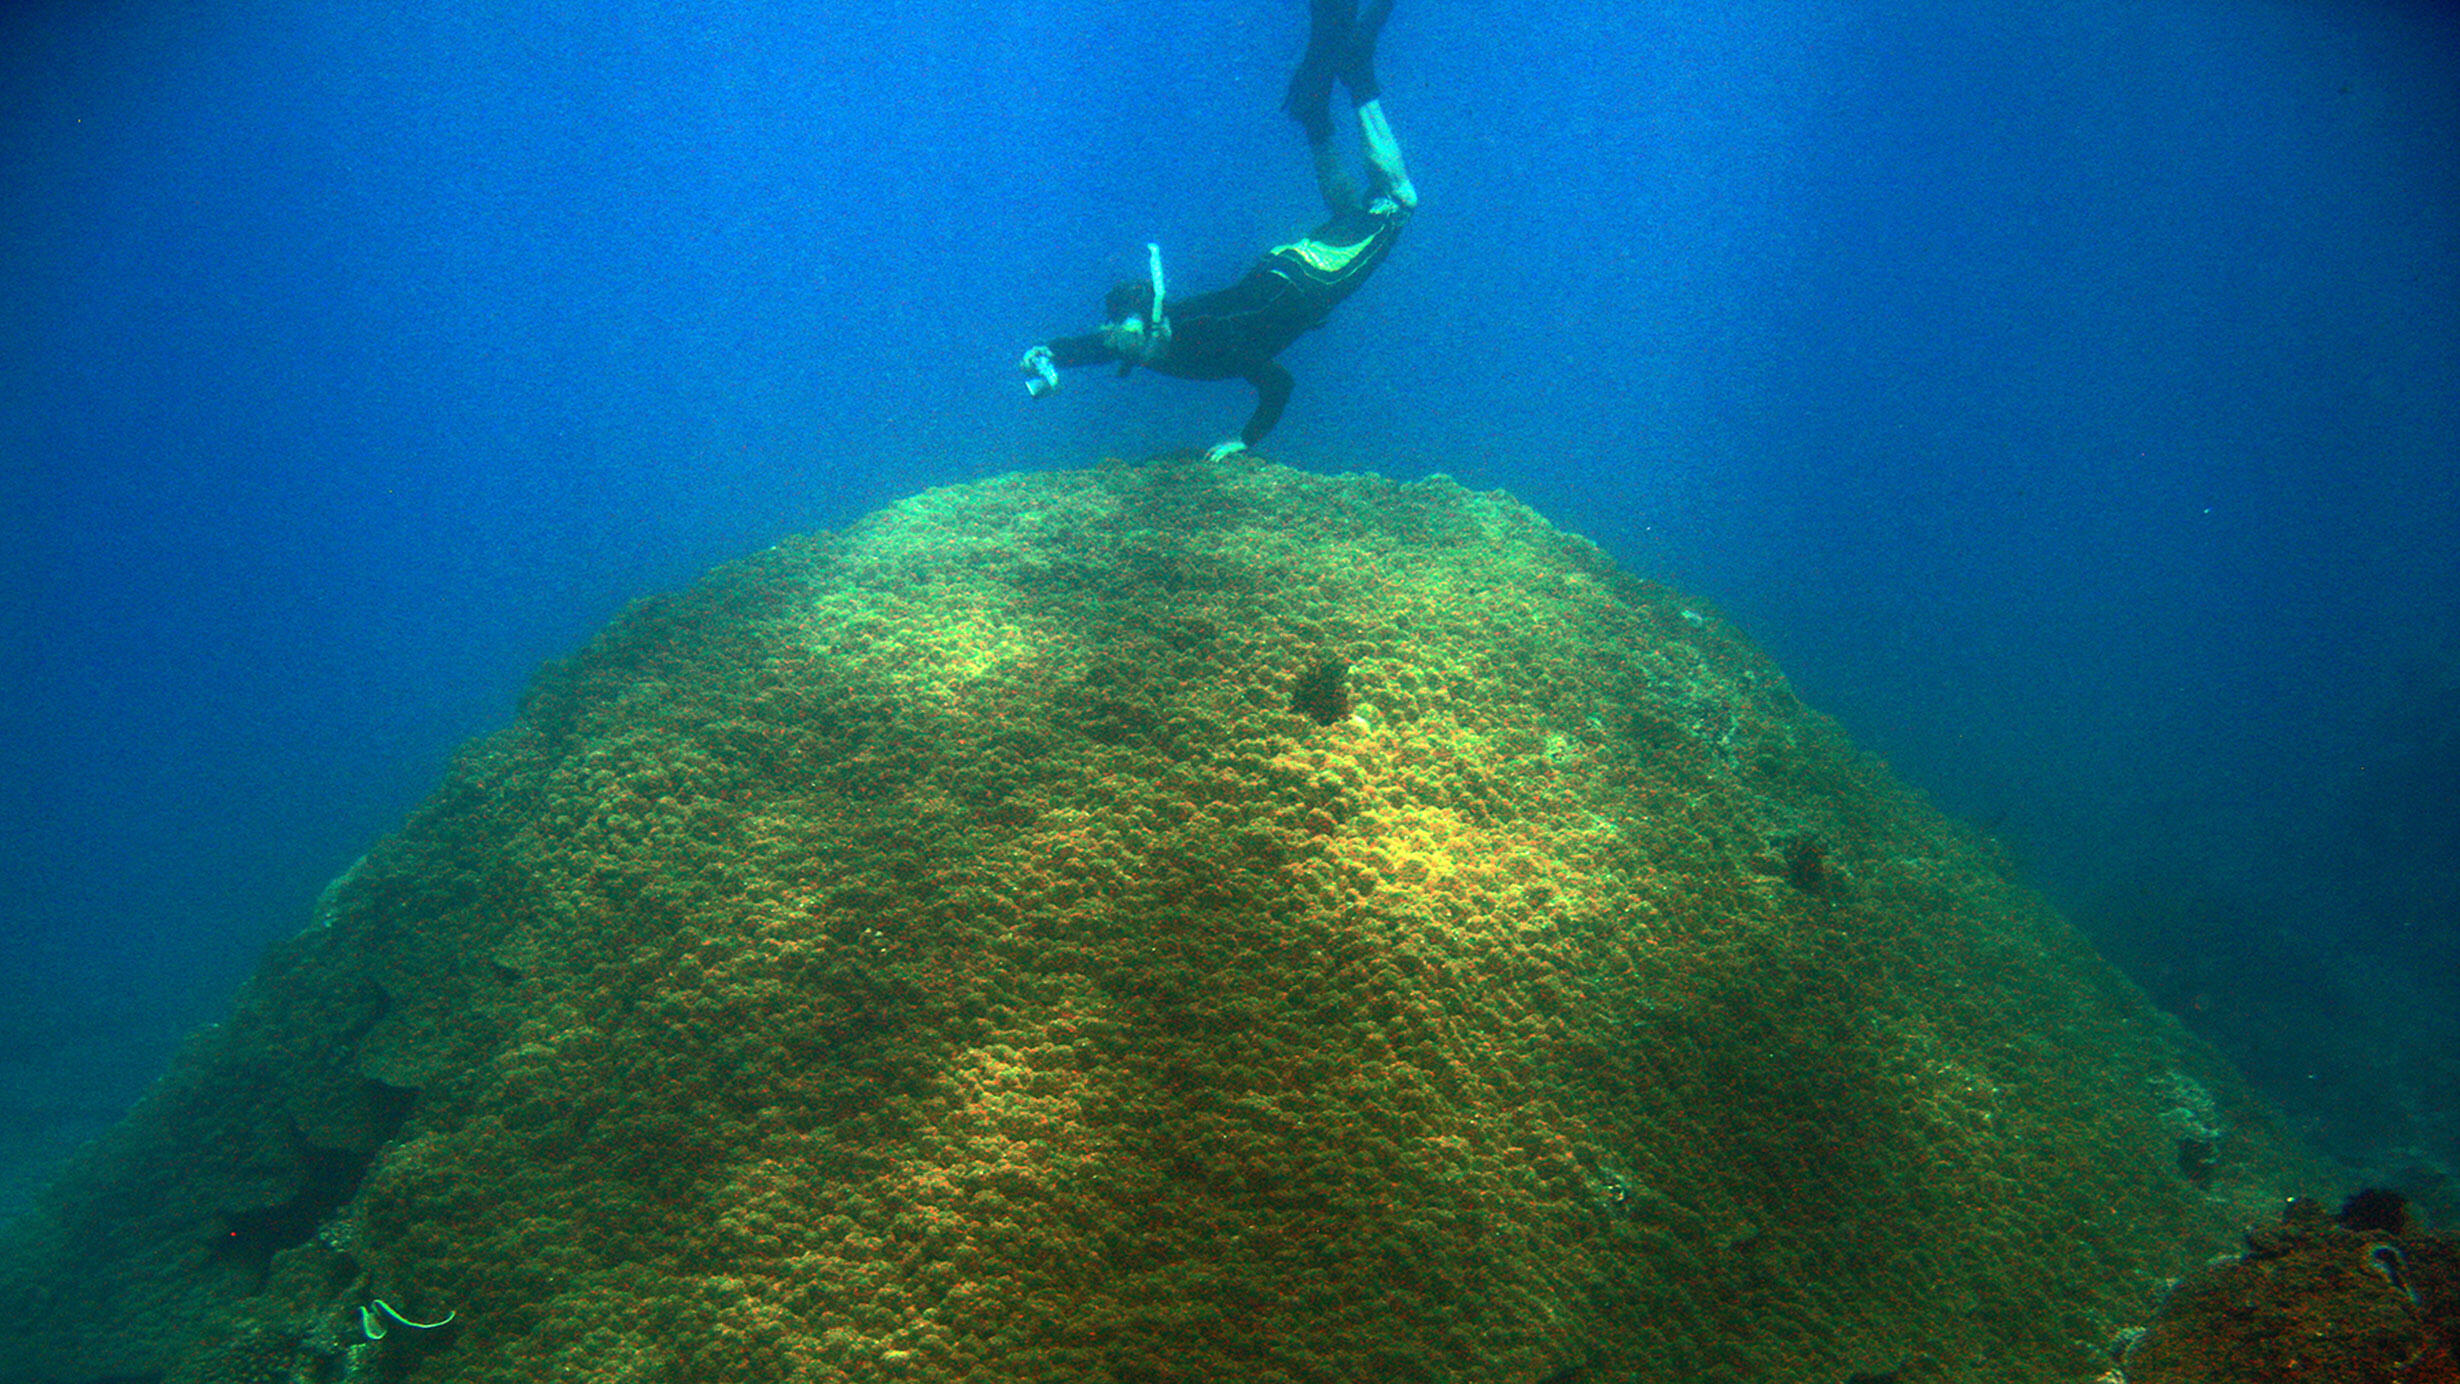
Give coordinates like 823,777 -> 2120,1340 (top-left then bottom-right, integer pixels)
0,458 -> 2311,1384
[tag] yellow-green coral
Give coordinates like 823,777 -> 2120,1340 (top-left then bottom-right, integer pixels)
0,457 -> 2317,1384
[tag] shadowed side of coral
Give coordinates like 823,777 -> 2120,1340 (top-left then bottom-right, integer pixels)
0,458 -> 2319,1384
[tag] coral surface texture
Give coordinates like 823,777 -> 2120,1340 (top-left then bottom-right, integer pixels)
2123,1196 -> 2459,1384
0,459 -> 2315,1384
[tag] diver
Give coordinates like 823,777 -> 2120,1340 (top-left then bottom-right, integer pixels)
1016,0 -> 1417,461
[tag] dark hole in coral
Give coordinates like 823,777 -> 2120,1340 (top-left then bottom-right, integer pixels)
1290,658 -> 1350,726
2338,1186 -> 2411,1234
2175,1135 -> 2219,1188
1080,697 -> 1158,746
211,1082 -> 417,1281
1784,835 -> 1829,895
213,1145 -> 370,1278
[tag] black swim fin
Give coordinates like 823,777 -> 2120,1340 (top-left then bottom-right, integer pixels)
1343,0 -> 1392,104
1284,0 -> 1356,142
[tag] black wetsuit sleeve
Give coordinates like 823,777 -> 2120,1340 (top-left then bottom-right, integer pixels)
1046,332 -> 1118,370
1242,362 -> 1295,447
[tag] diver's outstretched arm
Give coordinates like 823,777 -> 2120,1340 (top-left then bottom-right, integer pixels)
1241,362 -> 1295,448
1203,363 -> 1297,461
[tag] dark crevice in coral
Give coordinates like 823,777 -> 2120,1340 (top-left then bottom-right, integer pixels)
2337,1185 -> 2411,1234
363,1077 -> 420,1140
1783,835 -> 1830,895
212,1145 -> 367,1283
210,1082 -> 418,1286
1290,658 -> 1350,726
2175,1135 -> 2219,1188
336,978 -> 394,1047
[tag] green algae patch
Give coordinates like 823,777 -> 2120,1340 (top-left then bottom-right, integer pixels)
0,458 -> 2316,1384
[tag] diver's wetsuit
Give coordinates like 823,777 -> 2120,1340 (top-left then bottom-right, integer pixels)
1042,199 -> 1409,448
1029,0 -> 1408,451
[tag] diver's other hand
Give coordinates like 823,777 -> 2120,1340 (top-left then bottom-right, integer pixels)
1019,345 -> 1059,398
1205,438 -> 1248,463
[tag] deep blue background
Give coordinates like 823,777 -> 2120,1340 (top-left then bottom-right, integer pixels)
5,0 -> 2456,1211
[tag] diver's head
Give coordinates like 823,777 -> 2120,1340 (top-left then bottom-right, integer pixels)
1100,279 -> 1168,365
1104,279 -> 1155,323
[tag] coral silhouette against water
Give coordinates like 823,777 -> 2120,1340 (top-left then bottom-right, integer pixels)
0,459 -> 2315,1383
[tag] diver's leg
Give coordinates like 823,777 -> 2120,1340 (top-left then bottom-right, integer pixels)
1334,0 -> 1414,209
1356,99 -> 1416,209
1310,142 -> 1362,217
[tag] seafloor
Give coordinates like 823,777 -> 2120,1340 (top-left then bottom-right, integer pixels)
0,457 -> 2317,1384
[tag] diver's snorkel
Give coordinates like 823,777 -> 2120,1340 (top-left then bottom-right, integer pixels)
1147,240 -> 1167,333
1108,242 -> 1172,375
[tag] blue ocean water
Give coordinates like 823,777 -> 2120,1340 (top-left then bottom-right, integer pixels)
3,0 -> 2454,1215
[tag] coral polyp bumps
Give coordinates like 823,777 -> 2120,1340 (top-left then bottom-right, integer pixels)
0,458 -> 2310,1384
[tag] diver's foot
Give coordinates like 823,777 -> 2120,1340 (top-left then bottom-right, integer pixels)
1288,0 -> 1355,135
